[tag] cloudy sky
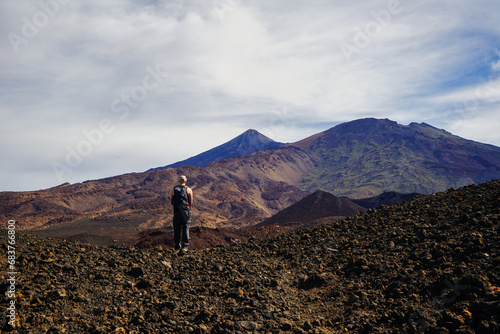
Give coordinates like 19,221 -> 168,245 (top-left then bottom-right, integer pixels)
1,0 -> 500,191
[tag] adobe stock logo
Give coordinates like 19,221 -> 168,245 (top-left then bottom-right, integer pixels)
51,65 -> 168,183
339,0 -> 404,63
7,0 -> 72,55
213,0 -> 243,20
442,76 -> 498,129
264,104 -> 297,140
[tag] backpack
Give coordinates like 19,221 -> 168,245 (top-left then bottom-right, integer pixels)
171,185 -> 189,210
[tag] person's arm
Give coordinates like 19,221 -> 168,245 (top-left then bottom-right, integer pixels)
187,188 -> 193,206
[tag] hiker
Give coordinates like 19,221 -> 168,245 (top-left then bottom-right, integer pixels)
170,175 -> 193,253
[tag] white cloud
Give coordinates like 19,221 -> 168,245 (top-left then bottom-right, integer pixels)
1,0 -> 500,190
492,51 -> 500,72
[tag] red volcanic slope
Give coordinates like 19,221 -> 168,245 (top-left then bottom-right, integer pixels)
257,190 -> 367,227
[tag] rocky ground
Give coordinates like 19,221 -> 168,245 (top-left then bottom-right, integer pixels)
1,180 -> 499,333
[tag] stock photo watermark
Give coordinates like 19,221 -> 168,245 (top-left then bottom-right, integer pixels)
213,0 -> 243,20
7,0 -> 72,55
339,0 -> 403,63
442,75 -> 499,128
51,64 -> 168,183
261,104 -> 297,142
5,220 -> 18,328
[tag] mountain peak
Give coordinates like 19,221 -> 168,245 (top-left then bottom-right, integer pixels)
332,118 -> 400,133
233,129 -> 277,149
150,129 -> 284,170
238,129 -> 270,141
242,129 -> 260,135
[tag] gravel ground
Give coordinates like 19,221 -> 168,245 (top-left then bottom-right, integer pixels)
1,180 -> 499,333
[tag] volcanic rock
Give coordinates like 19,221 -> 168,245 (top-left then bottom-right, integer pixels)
0,180 -> 499,333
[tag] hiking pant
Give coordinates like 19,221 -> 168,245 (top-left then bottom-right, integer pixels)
173,209 -> 190,249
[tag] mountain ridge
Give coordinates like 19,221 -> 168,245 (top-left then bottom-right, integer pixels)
2,145 -> 317,233
295,118 -> 500,198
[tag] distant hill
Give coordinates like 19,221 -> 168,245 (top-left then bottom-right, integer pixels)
150,129 -> 284,170
257,190 -> 366,227
2,146 -> 316,233
351,191 -> 421,209
293,118 -> 500,198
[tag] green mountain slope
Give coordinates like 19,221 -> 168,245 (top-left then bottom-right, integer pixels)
293,118 -> 500,198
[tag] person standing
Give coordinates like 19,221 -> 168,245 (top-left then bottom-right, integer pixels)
170,175 -> 193,253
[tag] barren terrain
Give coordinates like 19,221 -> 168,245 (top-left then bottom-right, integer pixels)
1,180 -> 498,333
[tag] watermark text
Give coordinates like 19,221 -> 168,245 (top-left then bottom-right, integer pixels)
5,220 -> 18,328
